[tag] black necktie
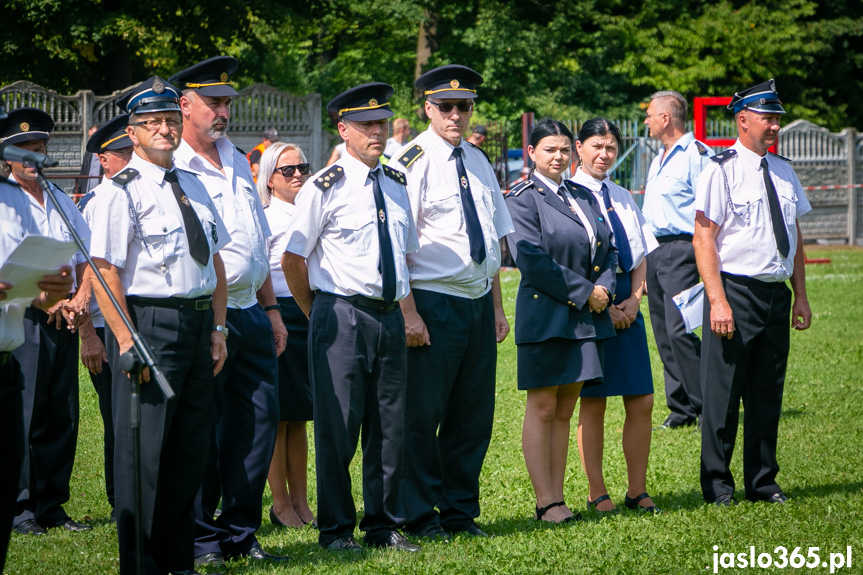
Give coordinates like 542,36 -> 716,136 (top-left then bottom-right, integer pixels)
368,170 -> 396,305
601,182 -> 633,271
164,170 -> 210,266
760,158 -> 791,259
451,147 -> 486,265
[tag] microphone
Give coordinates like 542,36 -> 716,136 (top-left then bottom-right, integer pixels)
0,143 -> 59,168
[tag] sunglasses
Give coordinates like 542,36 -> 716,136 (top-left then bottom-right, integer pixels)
428,100 -> 473,114
274,163 -> 310,178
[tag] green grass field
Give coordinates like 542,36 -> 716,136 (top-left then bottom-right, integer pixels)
6,247 -> 863,575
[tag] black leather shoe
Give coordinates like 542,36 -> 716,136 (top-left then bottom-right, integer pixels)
654,416 -> 696,430
323,535 -> 363,553
365,530 -> 422,552
55,518 -> 93,532
765,491 -> 789,504
14,519 -> 46,535
408,522 -> 450,541
714,494 -> 737,507
194,552 -> 226,567
624,492 -> 661,514
247,542 -> 291,562
446,521 -> 494,537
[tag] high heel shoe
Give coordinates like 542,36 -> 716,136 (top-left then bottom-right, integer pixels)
624,492 -> 661,514
586,494 -> 619,514
535,501 -> 581,523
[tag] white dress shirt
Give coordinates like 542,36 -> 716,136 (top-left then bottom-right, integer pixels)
174,138 -> 271,309
695,139 -> 811,282
263,197 -> 294,298
572,167 -> 656,272
80,176 -> 112,328
88,152 -> 230,298
0,180 -> 41,351
393,127 -> 514,298
284,151 -> 419,300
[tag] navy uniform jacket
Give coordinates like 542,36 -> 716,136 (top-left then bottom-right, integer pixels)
505,176 -> 617,345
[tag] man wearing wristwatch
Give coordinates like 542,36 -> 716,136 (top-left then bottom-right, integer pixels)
169,57 -> 289,566
88,75 -> 230,575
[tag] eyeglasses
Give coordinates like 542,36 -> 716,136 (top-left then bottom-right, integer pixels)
274,163 -> 310,178
428,100 -> 473,114
131,118 -> 182,131
644,112 -> 667,120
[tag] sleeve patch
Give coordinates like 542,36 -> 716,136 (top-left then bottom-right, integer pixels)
397,144 -> 424,169
710,149 -> 737,165
382,164 -> 407,185
313,165 -> 345,191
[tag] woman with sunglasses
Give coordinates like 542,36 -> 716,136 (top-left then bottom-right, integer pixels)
573,118 -> 659,514
505,118 -> 616,523
256,142 -> 316,528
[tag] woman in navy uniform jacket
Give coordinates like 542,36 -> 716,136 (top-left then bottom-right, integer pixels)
505,119 -> 617,524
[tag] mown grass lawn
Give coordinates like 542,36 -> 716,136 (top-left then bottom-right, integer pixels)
6,247 -> 863,575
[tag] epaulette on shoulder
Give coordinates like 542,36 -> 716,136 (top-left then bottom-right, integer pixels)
397,144 -> 424,169
111,168 -> 139,186
0,175 -> 20,188
382,164 -> 407,186
710,149 -> 737,165
694,140 -> 710,156
77,190 -> 96,213
507,179 -> 534,197
313,165 -> 345,191
235,146 -> 246,156
466,141 -> 491,164
768,151 -> 792,163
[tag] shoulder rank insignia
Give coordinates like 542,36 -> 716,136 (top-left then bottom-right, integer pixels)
466,141 -> 492,164
77,191 -> 96,213
694,140 -> 710,156
507,179 -> 534,197
111,168 -> 139,186
768,151 -> 792,163
382,164 -> 407,186
397,144 -> 424,169
313,166 -> 344,191
710,149 -> 737,165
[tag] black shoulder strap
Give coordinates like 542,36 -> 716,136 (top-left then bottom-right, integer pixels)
77,190 -> 96,213
111,168 -> 139,186
466,141 -> 491,164
313,165 -> 345,191
382,164 -> 407,186
397,144 -> 424,169
694,140 -> 710,156
710,149 -> 737,165
508,179 -> 534,197
768,151 -> 792,163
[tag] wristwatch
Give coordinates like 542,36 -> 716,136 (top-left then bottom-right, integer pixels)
213,324 -> 229,340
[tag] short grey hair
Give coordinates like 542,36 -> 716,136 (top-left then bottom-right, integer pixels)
650,90 -> 688,126
256,141 -> 308,207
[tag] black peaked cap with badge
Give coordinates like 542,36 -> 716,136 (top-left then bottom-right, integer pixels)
415,64 -> 483,100
728,79 -> 786,115
327,83 -> 395,122
117,76 -> 182,115
169,56 -> 240,98
86,114 -> 131,153
0,107 -> 54,145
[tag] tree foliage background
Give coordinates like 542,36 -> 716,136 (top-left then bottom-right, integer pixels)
2,0 -> 861,131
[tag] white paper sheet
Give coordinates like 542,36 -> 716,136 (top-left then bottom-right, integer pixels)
0,235 -> 77,306
673,282 -> 705,333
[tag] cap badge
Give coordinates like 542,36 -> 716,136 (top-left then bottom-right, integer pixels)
460,175 -> 468,189
153,77 -> 165,94
369,98 -> 378,107
180,195 -> 191,206
20,122 -> 29,132
379,208 -> 386,223
220,72 -> 228,82
450,79 -> 460,89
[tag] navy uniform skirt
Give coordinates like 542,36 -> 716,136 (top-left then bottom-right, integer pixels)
276,297 -> 313,421
580,271 -> 653,398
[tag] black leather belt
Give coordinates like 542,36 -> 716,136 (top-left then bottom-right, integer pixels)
322,292 -> 398,313
656,233 -> 693,244
0,351 -> 12,366
721,272 -> 786,290
126,295 -> 213,311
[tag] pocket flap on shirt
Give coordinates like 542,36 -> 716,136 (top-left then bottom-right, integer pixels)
140,214 -> 183,238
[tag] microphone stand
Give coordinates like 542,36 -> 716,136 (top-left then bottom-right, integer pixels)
34,165 -> 174,575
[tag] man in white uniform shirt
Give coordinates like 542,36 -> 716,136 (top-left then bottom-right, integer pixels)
282,82 -> 421,553
394,64 -> 513,540
693,79 -> 811,507
88,76 -> 230,575
2,107 -> 93,537
170,56 -> 289,568
1,169 -> 74,572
